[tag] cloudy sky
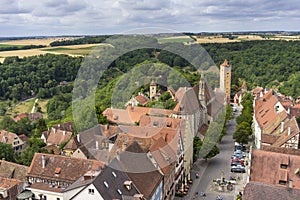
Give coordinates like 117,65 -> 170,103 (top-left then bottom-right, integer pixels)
1,0 -> 300,36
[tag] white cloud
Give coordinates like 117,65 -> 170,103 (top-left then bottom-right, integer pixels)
0,0 -> 299,36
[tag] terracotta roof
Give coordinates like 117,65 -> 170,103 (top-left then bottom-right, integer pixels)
261,145 -> 300,156
261,134 -> 280,145
52,122 -> 74,132
18,134 -> 29,142
63,137 -> 81,151
0,130 -> 22,145
250,149 -> 300,189
291,105 -> 300,118
103,106 -> 172,125
29,182 -> 65,193
45,127 -> 73,146
0,160 -> 28,181
0,177 -> 22,189
251,86 -> 264,95
220,59 -> 230,67
13,113 -> 28,122
173,87 -> 201,115
272,117 -> 300,147
27,153 -> 104,185
139,115 -> 183,129
244,181 -> 300,200
150,80 -> 156,86
134,95 -> 149,106
100,124 -> 121,138
254,90 -> 288,133
43,144 -> 61,155
149,137 -> 177,174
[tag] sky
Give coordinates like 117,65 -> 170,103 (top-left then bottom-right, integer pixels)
1,0 -> 300,36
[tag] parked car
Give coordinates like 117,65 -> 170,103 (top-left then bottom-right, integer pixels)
231,165 -> 246,173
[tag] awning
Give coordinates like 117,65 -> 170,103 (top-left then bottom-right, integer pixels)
17,191 -> 33,199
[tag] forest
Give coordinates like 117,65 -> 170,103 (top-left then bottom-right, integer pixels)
0,38 -> 299,130
49,35 -> 110,46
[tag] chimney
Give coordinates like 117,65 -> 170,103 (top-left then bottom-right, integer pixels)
280,122 -> 284,133
63,131 -> 66,136
58,124 -> 61,128
77,134 -> 80,143
289,180 -> 293,188
42,155 -> 46,168
53,128 -> 56,134
287,107 -> 290,115
96,141 -> 99,150
288,127 -> 291,136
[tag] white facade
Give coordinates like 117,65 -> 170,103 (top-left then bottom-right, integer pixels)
28,188 -> 64,200
71,184 -> 103,200
253,114 -> 262,149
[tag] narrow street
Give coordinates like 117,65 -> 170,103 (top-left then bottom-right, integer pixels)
180,106 -> 243,200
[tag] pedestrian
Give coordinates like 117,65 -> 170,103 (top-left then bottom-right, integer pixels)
196,173 -> 199,178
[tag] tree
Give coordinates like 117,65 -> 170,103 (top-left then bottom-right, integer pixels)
193,136 -> 202,162
233,122 -> 252,145
0,143 -> 15,162
203,145 -> 220,161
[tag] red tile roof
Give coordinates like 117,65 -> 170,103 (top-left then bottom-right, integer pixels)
250,149 -> 300,189
27,153 -> 104,184
0,177 -> 22,189
45,128 -> 72,146
254,90 -> 288,133
134,95 -> 149,106
0,160 -> 28,181
244,181 -> 300,200
103,106 -> 172,125
0,130 -> 25,145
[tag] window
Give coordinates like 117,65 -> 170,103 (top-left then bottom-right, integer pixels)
279,180 -> 287,185
88,189 -> 95,194
280,164 -> 288,169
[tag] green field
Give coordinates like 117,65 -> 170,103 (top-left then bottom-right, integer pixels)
0,44 -> 25,48
42,46 -> 96,55
158,37 -> 194,44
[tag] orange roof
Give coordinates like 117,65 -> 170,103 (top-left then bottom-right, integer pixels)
135,95 -> 149,106
150,80 -> 156,86
251,86 -> 264,94
0,160 -> 28,181
0,130 -> 22,145
103,106 -> 172,125
27,153 -> 104,184
45,128 -> 73,146
254,90 -> 288,132
220,59 -> 230,67
251,149 -> 300,189
13,113 -> 28,122
0,177 -> 22,189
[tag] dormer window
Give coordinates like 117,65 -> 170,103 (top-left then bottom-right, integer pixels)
280,164 -> 288,169
279,180 -> 287,185
88,188 -> 95,194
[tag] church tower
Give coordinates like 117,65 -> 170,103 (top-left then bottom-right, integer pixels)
220,59 -> 231,103
149,80 -> 157,100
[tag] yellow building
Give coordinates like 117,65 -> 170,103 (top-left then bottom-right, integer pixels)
220,59 -> 231,103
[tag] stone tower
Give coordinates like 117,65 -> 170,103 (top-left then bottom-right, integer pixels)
149,80 -> 157,100
220,59 -> 231,103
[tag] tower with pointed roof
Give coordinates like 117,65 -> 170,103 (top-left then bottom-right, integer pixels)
149,80 -> 157,100
220,59 -> 231,103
